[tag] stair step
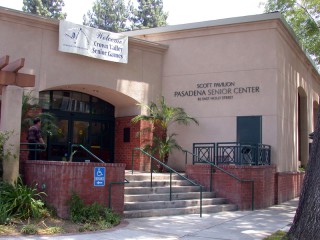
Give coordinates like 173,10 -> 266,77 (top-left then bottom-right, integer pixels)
125,185 -> 202,194
124,198 -> 227,211
123,171 -> 237,218
125,180 -> 195,187
125,191 -> 216,202
125,173 -> 186,181
124,204 -> 238,218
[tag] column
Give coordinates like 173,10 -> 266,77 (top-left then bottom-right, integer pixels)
0,85 -> 23,183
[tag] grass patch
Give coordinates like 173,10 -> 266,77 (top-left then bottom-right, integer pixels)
264,230 -> 288,240
21,224 -> 38,235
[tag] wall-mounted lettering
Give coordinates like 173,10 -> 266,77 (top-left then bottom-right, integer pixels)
173,81 -> 260,101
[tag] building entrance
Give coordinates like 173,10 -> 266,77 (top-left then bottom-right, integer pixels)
40,90 -> 115,162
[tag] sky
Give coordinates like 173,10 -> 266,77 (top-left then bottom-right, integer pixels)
0,0 -> 267,25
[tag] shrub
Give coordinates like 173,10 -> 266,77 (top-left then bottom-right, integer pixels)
0,203 -> 11,225
67,192 -> 120,227
0,177 -> 46,219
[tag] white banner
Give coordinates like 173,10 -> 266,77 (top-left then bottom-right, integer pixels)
59,21 -> 128,64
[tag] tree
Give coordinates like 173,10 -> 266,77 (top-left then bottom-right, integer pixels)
264,0 -> 320,65
285,106 -> 320,239
83,0 -> 130,32
131,96 -> 198,171
131,0 -> 168,30
22,0 -> 67,20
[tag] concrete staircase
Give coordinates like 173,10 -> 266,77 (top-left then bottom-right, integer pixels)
124,171 -> 238,218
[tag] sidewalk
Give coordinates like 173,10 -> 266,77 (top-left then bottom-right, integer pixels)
1,198 -> 298,240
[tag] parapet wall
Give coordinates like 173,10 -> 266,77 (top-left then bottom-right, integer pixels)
275,171 -> 305,204
23,161 -> 125,219
186,164 -> 303,210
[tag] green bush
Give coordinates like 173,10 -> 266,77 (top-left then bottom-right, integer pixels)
67,192 -> 120,227
0,202 -> 11,224
20,224 -> 38,235
0,177 -> 46,219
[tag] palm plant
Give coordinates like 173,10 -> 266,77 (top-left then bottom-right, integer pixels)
132,96 -> 199,171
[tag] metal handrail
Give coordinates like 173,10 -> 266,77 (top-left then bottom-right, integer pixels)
20,142 -> 47,151
108,179 -> 130,209
20,142 -> 47,160
183,149 -> 255,211
132,147 -> 203,217
71,144 -> 105,163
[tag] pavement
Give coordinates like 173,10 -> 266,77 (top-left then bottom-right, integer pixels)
0,198 -> 298,240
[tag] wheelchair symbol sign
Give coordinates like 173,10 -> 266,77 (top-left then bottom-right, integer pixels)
94,167 -> 105,187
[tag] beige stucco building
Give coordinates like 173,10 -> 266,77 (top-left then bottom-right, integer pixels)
0,7 -> 319,179
125,13 -> 320,172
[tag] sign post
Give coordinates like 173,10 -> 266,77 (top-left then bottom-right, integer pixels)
94,167 -> 106,187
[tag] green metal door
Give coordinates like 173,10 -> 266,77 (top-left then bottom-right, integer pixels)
237,116 -> 262,144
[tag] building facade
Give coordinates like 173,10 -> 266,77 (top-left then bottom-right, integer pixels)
1,7 -> 319,175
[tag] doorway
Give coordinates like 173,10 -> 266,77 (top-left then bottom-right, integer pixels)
237,116 -> 262,144
40,90 -> 115,162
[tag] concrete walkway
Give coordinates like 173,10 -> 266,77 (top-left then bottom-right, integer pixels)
0,198 -> 298,240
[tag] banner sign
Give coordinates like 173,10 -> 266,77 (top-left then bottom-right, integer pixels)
59,21 -> 128,64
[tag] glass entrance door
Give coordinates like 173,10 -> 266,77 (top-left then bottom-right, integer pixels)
49,119 -> 69,160
41,90 -> 115,162
48,118 -> 114,162
71,120 -> 90,161
49,119 -> 91,161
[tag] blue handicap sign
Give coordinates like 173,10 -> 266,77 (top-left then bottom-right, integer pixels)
94,167 -> 105,187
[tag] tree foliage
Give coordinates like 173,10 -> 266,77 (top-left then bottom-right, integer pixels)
131,0 -> 168,30
264,0 -> 320,65
83,0 -> 168,32
132,96 -> 198,171
22,0 -> 67,20
83,0 -> 131,32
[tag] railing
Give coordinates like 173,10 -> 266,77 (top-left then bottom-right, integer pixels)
71,144 -> 105,163
20,142 -> 47,160
193,142 -> 215,164
108,179 -> 130,209
132,148 -> 203,217
193,142 -> 271,166
184,149 -> 255,210
71,144 -> 130,211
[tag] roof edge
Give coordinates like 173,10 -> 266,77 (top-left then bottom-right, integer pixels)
124,12 -> 284,36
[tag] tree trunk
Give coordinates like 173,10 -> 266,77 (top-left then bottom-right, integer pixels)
0,156 -> 2,181
286,109 -> 320,239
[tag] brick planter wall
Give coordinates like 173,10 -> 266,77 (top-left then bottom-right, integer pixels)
275,171 -> 305,204
186,164 -> 276,210
23,161 -> 125,219
115,116 -> 153,171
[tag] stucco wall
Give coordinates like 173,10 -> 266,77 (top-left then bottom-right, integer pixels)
131,21 -> 279,171
275,23 -> 320,171
127,16 -> 320,172
0,8 -> 166,117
